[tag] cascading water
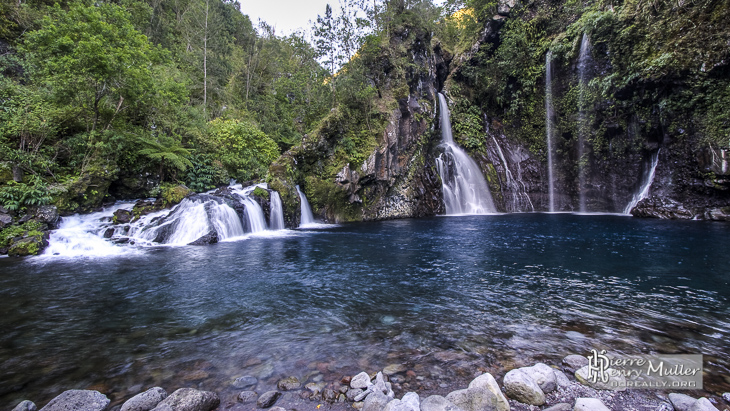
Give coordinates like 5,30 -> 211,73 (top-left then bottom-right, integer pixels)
240,196 -> 267,233
545,50 -> 556,212
624,149 -> 660,214
491,134 -> 534,212
295,185 -> 315,226
577,32 -> 593,213
436,93 -> 497,215
270,191 -> 286,230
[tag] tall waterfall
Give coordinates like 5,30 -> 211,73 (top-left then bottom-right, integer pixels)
624,150 -> 660,214
491,134 -> 534,212
270,191 -> 286,230
545,50 -> 556,212
435,93 -> 497,215
577,32 -> 592,213
296,185 -> 315,225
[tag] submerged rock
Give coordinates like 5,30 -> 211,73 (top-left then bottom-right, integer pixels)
120,387 -> 167,411
383,364 -> 407,376
39,390 -> 109,411
150,388 -> 219,411
256,391 -> 281,408
233,375 -> 258,389
277,376 -> 301,391
238,391 -> 257,403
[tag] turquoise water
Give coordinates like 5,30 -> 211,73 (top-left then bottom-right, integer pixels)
1,214 -> 728,408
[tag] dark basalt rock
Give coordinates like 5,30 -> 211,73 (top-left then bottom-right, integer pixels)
188,230 -> 219,245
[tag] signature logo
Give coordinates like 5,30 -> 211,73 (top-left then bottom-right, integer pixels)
587,349 -> 610,383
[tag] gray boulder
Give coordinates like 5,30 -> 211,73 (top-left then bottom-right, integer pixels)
445,388 -> 499,411
503,369 -> 545,405
575,366 -> 626,391
554,370 -> 571,389
12,401 -> 37,411
689,398 -> 719,411
40,390 -> 110,411
525,363 -> 557,393
669,393 -> 698,411
34,205 -> 59,228
0,212 -> 13,229
363,392 -> 392,411
573,398 -> 610,411
401,393 -> 420,411
468,373 -> 509,411
256,391 -> 281,408
150,388 -> 219,411
563,355 -> 588,371
351,372 -> 373,389
121,387 -> 167,411
420,396 -> 465,411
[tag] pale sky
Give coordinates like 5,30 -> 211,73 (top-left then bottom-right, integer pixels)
239,0 -> 447,37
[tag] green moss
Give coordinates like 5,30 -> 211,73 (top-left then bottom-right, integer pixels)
0,220 -> 44,248
252,186 -> 269,199
162,184 -> 192,206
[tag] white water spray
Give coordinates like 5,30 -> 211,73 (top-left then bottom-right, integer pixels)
270,191 -> 286,230
545,50 -> 556,212
624,150 -> 660,214
296,185 -> 315,226
435,93 -> 497,215
577,32 -> 592,213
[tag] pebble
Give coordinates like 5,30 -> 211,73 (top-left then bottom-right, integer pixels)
574,398 -> 610,411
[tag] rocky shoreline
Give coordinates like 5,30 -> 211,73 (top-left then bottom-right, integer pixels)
10,355 -> 730,411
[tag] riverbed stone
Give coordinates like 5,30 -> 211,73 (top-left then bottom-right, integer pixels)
363,392 -> 392,411
12,400 -> 37,411
543,404 -> 572,411
269,407 -> 286,411
352,372 -> 373,389
233,375 -> 258,389
575,366 -> 626,391
0,212 -> 12,228
121,387 -> 167,411
563,355 -> 589,371
238,391 -> 257,403
348,388 -> 365,401
573,398 -> 610,411
445,387 -> 499,411
420,395 -> 465,411
257,391 -> 281,408
723,393 -> 730,403
34,205 -> 59,228
277,376 -> 301,391
503,368 -> 545,405
669,393 -> 697,411
114,209 -> 133,224
150,388 -> 218,411
384,364 -> 407,376
524,363 -> 557,393
690,398 -> 719,411
40,390 -> 110,411
467,373 -> 509,411
554,370 -> 571,389
401,393 -> 419,411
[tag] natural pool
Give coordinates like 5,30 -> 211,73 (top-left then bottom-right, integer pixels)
1,213 -> 728,409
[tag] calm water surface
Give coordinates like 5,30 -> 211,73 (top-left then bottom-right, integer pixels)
1,214 -> 729,408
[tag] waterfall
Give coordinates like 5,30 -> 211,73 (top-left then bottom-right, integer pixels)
624,150 -> 660,214
296,185 -> 315,226
240,196 -> 267,233
491,134 -> 534,212
577,32 -> 592,213
545,50 -> 556,212
270,191 -> 286,230
436,93 -> 497,215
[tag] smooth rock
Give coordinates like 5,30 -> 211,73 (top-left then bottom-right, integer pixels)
352,372 -> 373,389
114,209 -> 133,224
554,370 -> 571,389
525,363 -> 557,393
383,399 -> 409,411
669,393 -> 697,411
723,393 -> 730,403
151,388 -> 219,411
40,390 -> 109,411
277,376 -> 301,391
445,387 -> 499,411
401,392 -> 420,411
233,375 -> 258,389
269,407 -> 286,411
0,212 -> 12,229
384,364 -> 407,376
573,398 -> 610,411
690,398 -> 719,411
238,391 -> 257,403
347,388 -> 365,401
563,355 -> 589,371
420,395 -> 465,411
575,366 -> 626,391
121,387 -> 167,411
12,400 -> 37,411
305,382 -> 326,392
503,369 -> 545,406
467,373 -> 509,411
544,404 -> 572,411
257,391 -> 281,408
374,372 -> 388,394
363,392 -> 392,411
